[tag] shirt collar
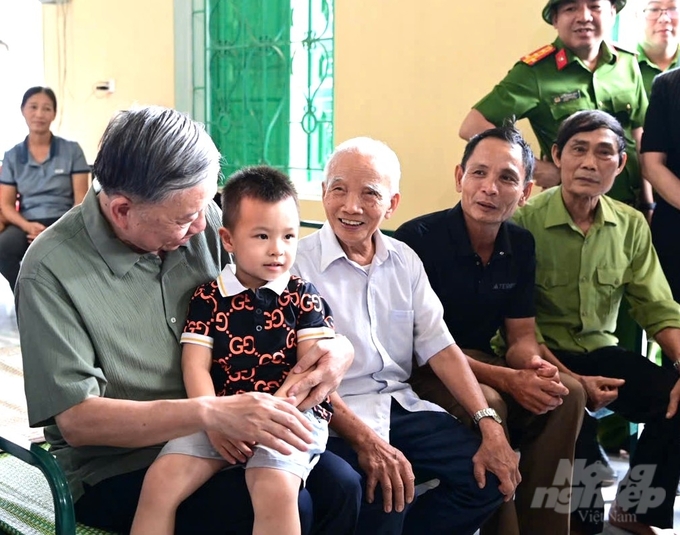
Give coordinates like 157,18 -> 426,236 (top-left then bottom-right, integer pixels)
17,134 -> 58,164
81,187 -> 144,277
318,221 -> 397,273
447,202 -> 513,258
215,265 -> 290,297
554,38 -> 617,67
637,43 -> 680,70
543,186 -> 617,229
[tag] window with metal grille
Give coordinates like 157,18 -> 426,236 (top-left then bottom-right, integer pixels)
191,0 -> 333,200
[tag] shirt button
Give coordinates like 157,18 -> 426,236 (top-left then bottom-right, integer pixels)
256,325 -> 263,332
170,317 -> 177,323
581,311 -> 587,317
256,308 -> 263,314
598,101 -> 604,108
580,276 -> 587,282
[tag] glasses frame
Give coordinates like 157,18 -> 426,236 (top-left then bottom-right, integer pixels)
643,6 -> 680,20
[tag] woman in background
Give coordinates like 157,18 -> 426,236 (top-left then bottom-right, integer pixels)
0,86 -> 89,292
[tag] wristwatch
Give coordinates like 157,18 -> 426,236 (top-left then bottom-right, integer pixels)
473,408 -> 502,426
673,361 -> 680,374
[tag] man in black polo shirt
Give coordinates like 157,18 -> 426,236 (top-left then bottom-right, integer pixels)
394,124 -> 586,535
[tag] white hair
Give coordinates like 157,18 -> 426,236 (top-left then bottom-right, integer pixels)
323,136 -> 401,195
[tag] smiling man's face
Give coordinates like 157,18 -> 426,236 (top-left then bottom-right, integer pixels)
322,151 -> 399,259
552,0 -> 617,55
456,137 -> 531,229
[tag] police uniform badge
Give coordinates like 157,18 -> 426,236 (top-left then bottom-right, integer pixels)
520,44 -> 556,66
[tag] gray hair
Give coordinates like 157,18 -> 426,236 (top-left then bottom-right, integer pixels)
324,137 -> 401,195
93,106 -> 222,203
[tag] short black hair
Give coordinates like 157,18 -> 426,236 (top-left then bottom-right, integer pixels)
21,86 -> 57,112
554,110 -> 626,164
461,121 -> 535,183
93,106 -> 221,203
221,166 -> 299,229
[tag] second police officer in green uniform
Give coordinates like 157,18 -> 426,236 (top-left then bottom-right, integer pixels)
637,0 -> 680,98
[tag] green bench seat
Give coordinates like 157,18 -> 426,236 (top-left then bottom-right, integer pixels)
0,433 -> 112,535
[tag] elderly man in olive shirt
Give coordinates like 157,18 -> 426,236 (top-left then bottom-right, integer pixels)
513,109 -> 680,534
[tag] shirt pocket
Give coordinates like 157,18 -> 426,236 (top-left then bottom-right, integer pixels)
535,270 -> 571,317
606,93 -> 635,127
596,266 -> 633,317
549,99 -> 585,122
387,309 -> 414,363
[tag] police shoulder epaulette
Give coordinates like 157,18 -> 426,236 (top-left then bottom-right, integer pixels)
611,42 -> 637,55
520,44 -> 556,66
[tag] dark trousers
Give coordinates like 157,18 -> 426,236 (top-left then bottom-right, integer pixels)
74,450 -> 361,534
555,346 -> 680,528
0,218 -> 59,292
327,398 -> 503,535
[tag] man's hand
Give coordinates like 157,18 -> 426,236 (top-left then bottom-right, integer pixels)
533,159 -> 561,189
472,421 -> 521,501
288,335 -> 354,411
275,365 -> 315,407
506,356 -> 569,414
206,429 -> 255,464
666,378 -> 680,418
204,392 -> 314,455
577,375 -> 624,411
354,434 -> 416,513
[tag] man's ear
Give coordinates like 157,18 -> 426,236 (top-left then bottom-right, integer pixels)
108,195 -> 134,230
454,164 -> 464,193
550,144 -> 562,169
616,151 -> 628,176
219,227 -> 235,253
384,192 -> 401,220
519,181 -> 534,207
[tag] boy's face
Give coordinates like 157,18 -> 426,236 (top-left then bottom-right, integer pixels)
219,196 -> 299,289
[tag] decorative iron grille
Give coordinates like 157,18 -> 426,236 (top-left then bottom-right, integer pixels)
194,0 -> 334,197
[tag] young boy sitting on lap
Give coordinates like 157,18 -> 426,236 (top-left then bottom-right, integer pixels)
131,166 -> 335,535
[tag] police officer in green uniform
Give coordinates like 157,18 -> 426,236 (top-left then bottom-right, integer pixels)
460,0 -> 650,208
637,0 -> 679,97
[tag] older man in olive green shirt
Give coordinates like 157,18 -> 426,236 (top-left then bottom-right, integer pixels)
15,107 -> 359,534
460,0 -> 649,208
511,109 -> 680,533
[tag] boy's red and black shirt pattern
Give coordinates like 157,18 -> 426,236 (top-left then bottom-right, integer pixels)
181,273 -> 334,421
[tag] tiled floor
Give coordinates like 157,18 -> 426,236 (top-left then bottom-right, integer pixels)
1,275 -> 679,533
